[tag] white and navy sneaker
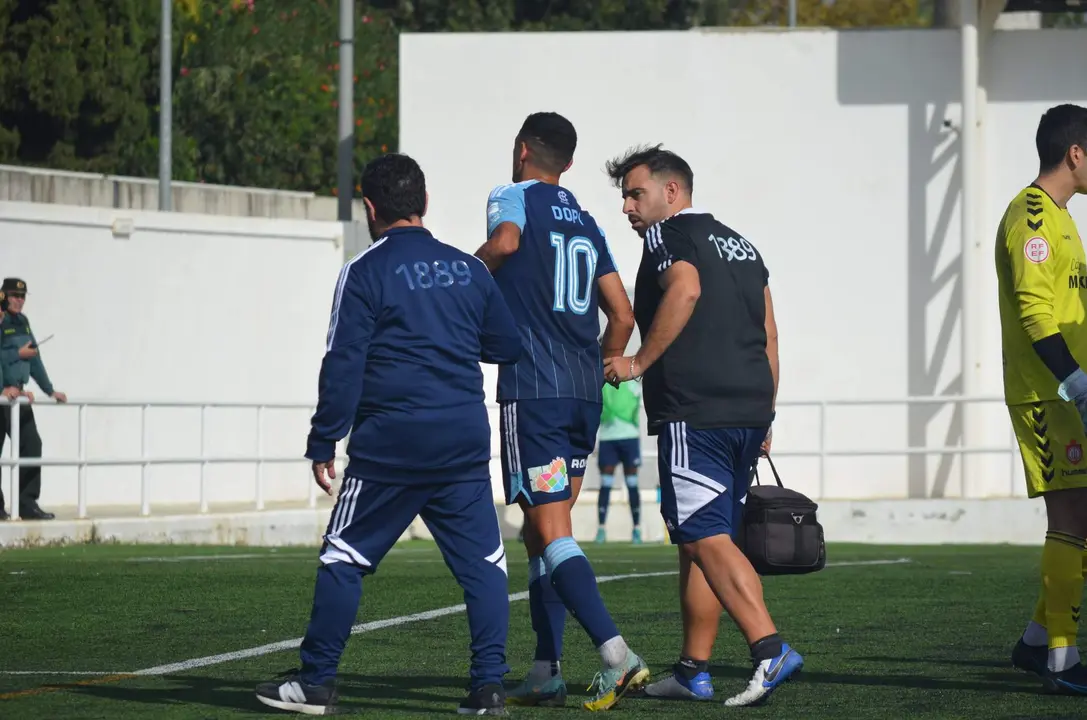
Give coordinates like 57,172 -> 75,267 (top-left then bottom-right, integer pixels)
642,667 -> 714,700
457,683 -> 507,715
723,643 -> 803,707
255,670 -> 338,715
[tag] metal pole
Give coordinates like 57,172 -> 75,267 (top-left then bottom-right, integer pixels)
960,0 -> 981,498
159,0 -> 172,211
9,402 -> 19,521
337,0 -> 355,221
788,0 -> 797,27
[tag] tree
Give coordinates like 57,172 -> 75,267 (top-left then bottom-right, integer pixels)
0,0 -> 162,174
0,0 -> 940,192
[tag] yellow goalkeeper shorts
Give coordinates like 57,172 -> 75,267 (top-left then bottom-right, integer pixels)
1010,399 -> 1087,498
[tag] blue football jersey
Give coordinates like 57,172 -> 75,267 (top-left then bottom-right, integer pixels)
486,179 -> 618,402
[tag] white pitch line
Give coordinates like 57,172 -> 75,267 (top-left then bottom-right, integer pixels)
129,569 -> 680,676
125,547 -> 433,563
127,553 -> 316,563
1,557 -> 912,678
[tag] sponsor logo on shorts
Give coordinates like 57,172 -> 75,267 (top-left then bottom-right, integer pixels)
1068,440 -> 1083,465
529,458 -> 568,494
571,457 -> 586,471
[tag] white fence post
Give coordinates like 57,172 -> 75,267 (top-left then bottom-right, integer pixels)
140,404 -> 150,516
77,403 -> 87,519
9,401 -> 19,521
308,406 -> 318,509
818,401 -> 827,498
256,405 -> 265,511
199,405 -> 208,514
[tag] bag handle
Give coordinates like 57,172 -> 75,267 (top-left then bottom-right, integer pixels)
752,454 -> 784,488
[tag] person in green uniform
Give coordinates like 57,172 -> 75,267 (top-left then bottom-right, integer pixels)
0,278 -> 65,520
0,289 -> 26,520
596,380 -> 645,544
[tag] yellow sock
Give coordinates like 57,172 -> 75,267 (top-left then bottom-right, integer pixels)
1042,531 -> 1086,656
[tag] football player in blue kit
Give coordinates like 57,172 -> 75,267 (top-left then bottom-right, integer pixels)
257,153 -> 521,716
474,112 -> 648,711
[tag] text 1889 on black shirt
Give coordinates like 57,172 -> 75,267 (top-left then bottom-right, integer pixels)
633,210 -> 774,434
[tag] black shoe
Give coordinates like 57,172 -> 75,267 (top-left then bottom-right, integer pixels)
20,505 -> 54,520
1012,639 -> 1047,676
458,683 -> 507,716
1043,661 -> 1087,695
256,670 -> 338,715
0,508 -> 9,521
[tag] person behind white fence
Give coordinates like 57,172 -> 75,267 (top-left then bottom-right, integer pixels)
595,379 -> 644,544
0,278 -> 66,521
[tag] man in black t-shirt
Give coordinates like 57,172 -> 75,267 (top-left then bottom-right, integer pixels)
603,144 -> 800,707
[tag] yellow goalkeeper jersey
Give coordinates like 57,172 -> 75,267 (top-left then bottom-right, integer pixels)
996,184 -> 1087,405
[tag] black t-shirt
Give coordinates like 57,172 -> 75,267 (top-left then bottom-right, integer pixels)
633,209 -> 774,434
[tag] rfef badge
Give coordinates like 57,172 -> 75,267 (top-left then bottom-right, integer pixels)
1067,440 -> 1083,465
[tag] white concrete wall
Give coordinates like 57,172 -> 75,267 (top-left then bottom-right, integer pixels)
0,164 -> 367,221
0,201 -> 345,510
399,27 -> 1087,503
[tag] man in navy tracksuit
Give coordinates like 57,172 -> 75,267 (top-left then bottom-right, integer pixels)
256,153 -> 522,716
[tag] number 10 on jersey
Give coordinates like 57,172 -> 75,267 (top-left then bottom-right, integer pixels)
550,232 -> 598,315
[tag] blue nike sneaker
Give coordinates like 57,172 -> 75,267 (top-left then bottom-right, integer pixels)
723,643 -> 803,707
642,667 -> 714,700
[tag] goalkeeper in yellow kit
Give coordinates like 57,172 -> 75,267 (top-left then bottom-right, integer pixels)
998,104 -> 1087,694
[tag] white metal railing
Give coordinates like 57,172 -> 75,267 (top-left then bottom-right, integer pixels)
0,397 -> 323,521
0,394 -> 1020,522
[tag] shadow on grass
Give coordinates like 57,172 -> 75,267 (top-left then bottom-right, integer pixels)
68,672 -> 477,716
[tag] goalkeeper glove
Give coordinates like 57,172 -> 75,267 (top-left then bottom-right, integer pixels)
1058,367 -> 1087,432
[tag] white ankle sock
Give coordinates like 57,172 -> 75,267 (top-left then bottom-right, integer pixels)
1049,645 -> 1080,673
1022,621 -> 1048,647
599,635 -> 629,668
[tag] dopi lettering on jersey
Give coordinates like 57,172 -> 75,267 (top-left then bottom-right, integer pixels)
1024,236 -> 1050,264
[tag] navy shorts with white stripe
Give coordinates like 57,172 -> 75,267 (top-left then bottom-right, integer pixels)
657,422 -> 766,544
499,398 -> 600,507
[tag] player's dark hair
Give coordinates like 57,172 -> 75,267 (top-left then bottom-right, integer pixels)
605,144 -> 694,194
360,153 -> 426,223
517,112 -> 577,174
1037,104 -> 1087,173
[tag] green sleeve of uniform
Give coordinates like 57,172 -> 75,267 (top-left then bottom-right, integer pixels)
27,330 -> 53,395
